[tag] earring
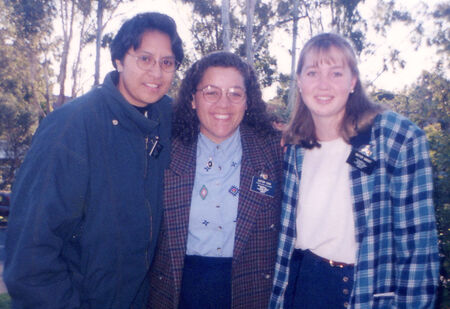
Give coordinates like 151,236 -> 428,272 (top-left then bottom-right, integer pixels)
350,89 -> 354,93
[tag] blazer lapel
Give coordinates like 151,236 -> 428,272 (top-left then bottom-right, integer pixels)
233,126 -> 279,260
163,138 -> 197,294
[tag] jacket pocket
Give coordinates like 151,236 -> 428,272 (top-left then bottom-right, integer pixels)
373,292 -> 395,308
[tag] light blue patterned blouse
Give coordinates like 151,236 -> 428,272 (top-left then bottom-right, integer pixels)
186,128 -> 242,257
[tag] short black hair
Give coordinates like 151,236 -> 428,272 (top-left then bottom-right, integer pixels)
110,12 -> 184,69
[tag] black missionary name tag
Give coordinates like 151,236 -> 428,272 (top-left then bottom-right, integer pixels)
347,149 -> 376,174
250,176 -> 275,198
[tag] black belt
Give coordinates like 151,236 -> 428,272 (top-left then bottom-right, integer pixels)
294,249 -> 355,268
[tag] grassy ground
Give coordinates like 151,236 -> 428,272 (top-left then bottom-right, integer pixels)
0,294 -> 10,309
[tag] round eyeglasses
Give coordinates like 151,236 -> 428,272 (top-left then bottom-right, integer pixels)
127,53 -> 179,73
196,85 -> 246,104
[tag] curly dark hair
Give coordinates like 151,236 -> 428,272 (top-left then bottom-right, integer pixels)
173,51 -> 276,145
110,12 -> 184,69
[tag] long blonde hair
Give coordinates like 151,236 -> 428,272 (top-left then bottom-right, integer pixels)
283,33 -> 383,148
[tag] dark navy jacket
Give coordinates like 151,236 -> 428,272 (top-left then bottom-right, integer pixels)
5,71 -> 171,308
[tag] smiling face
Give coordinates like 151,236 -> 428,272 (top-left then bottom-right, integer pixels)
193,66 -> 247,144
115,30 -> 175,107
297,46 -> 357,126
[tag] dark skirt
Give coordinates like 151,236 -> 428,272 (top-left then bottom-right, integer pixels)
179,255 -> 232,309
284,249 -> 355,309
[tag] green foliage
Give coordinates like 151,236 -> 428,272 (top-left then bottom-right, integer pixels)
182,0 -> 279,87
330,0 -> 367,53
0,294 -> 10,309
425,122 -> 450,307
181,0 -> 226,55
378,71 -> 449,130
5,0 -> 55,41
0,0 -> 42,188
0,98 -> 36,190
0,0 -> 53,116
428,1 -> 449,74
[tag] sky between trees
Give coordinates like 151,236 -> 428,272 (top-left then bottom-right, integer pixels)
57,0 -> 447,101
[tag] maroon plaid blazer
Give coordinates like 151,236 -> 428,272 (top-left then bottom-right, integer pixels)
148,125 -> 283,308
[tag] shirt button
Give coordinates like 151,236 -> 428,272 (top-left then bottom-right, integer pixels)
342,276 -> 349,282
112,119 -> 119,125
343,302 -> 349,307
264,274 -> 271,279
343,289 -> 349,295
218,226 -> 223,230
216,205 -> 220,208
158,276 -> 163,280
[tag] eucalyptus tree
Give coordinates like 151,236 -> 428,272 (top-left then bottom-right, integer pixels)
55,0 -> 77,106
53,0 -> 96,102
222,0 -> 231,51
4,0 -> 55,117
0,0 -> 43,189
0,98 -> 36,190
71,0 -> 95,98
93,0 -> 131,85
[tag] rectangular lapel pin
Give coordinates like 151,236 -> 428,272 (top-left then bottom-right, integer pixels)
346,147 -> 376,174
250,172 -> 275,198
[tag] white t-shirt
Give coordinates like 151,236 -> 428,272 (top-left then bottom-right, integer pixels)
295,138 -> 357,263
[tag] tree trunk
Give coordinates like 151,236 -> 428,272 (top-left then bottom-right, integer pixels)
26,46 -> 45,118
245,0 -> 256,65
72,13 -> 89,98
222,0 -> 231,51
287,0 -> 300,114
94,0 -> 103,86
57,0 -> 75,106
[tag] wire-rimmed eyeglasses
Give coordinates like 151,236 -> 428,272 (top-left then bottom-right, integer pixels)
196,85 -> 246,104
127,53 -> 179,73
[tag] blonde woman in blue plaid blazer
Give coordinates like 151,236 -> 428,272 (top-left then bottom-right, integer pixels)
269,33 -> 439,308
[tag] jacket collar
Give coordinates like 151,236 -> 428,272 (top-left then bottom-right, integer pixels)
349,123 -> 373,149
240,125 -> 275,174
169,125 -> 275,176
169,137 -> 197,175
102,71 -> 171,135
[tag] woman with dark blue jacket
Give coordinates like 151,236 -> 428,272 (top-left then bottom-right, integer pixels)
5,12 -> 183,308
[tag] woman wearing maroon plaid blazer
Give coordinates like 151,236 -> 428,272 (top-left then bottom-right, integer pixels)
148,51 -> 283,308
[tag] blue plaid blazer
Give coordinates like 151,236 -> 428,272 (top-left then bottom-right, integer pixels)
149,125 -> 283,308
269,111 -> 439,308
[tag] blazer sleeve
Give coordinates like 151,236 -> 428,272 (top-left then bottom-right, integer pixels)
390,127 -> 440,308
4,111 -> 89,309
